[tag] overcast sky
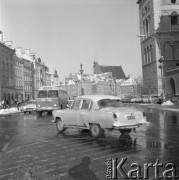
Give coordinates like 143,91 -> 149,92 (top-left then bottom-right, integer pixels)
1,0 -> 142,80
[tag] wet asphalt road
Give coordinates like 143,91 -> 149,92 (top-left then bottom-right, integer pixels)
0,106 -> 179,180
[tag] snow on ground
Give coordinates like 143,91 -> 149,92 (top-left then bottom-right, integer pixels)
0,108 -> 20,115
161,100 -> 174,106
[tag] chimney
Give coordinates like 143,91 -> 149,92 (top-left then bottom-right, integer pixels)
4,41 -> 12,47
24,49 -> 30,55
0,31 -> 3,42
30,53 -> 36,60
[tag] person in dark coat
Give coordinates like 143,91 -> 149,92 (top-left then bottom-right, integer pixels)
68,156 -> 98,180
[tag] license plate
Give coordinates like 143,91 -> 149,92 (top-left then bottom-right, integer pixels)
127,116 -> 135,120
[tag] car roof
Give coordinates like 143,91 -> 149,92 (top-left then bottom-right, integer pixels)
75,95 -> 121,102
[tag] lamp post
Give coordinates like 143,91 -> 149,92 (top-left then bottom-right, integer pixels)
113,78 -> 117,96
79,64 -> 84,95
158,56 -> 165,99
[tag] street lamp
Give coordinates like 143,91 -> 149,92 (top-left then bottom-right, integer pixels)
158,56 -> 165,99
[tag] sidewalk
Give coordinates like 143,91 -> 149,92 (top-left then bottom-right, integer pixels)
125,103 -> 179,113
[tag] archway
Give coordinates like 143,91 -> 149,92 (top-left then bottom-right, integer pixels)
170,78 -> 176,95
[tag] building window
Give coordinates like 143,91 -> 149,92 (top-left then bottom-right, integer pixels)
173,41 -> 179,59
171,12 -> 178,25
171,15 -> 178,25
144,48 -> 147,65
150,45 -> 153,61
171,0 -> 176,3
147,47 -> 150,63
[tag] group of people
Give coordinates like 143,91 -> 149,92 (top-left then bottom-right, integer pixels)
0,100 -> 21,109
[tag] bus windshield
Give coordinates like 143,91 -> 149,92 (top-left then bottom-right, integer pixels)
48,90 -> 58,98
37,90 -> 47,98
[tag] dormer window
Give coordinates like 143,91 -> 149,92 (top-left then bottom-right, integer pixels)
171,0 -> 176,4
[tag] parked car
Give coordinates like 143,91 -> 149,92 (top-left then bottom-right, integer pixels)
20,100 -> 36,114
52,95 -> 147,138
141,95 -> 150,103
149,95 -> 163,104
121,97 -> 132,103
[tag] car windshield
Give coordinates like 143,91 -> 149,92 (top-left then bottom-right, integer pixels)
37,90 -> 47,98
98,99 -> 123,108
48,90 -> 58,98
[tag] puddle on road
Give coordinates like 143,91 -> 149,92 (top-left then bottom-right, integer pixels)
126,106 -> 179,153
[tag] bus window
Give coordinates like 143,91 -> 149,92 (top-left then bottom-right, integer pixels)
48,90 -> 58,98
37,91 -> 47,98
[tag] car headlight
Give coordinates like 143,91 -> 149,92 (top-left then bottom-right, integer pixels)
38,105 -> 40,107
54,104 -> 56,107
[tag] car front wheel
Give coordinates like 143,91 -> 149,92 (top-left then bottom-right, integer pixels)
90,124 -> 103,139
56,119 -> 66,133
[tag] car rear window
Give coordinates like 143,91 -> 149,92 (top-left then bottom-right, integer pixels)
98,99 -> 123,109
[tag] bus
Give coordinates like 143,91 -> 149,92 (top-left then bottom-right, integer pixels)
36,86 -> 68,116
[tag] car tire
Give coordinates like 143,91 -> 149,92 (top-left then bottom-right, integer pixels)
90,124 -> 102,139
119,129 -> 131,134
56,119 -> 66,133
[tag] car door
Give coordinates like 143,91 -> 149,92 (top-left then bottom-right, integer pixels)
77,99 -> 92,128
65,99 -> 82,126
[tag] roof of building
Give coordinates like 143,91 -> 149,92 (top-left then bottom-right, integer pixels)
15,48 -> 34,62
121,78 -> 137,86
99,65 -> 126,79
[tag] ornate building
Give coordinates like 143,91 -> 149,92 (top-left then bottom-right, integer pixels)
0,36 -> 15,104
15,48 -> 49,99
137,0 -> 179,96
14,55 -> 23,102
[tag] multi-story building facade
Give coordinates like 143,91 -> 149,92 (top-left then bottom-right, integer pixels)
15,48 -> 49,99
14,55 -> 23,102
33,58 -> 47,98
23,59 -> 33,101
120,78 -> 138,97
61,80 -> 92,99
137,0 -> 179,96
0,40 -> 15,104
45,68 -> 52,86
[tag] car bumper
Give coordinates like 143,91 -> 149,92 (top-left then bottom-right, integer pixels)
113,123 -> 143,130
113,118 -> 148,130
36,107 -> 60,111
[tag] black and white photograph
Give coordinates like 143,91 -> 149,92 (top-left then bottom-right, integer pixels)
0,0 -> 179,179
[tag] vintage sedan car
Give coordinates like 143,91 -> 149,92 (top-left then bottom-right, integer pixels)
20,100 -> 36,114
52,95 -> 147,138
